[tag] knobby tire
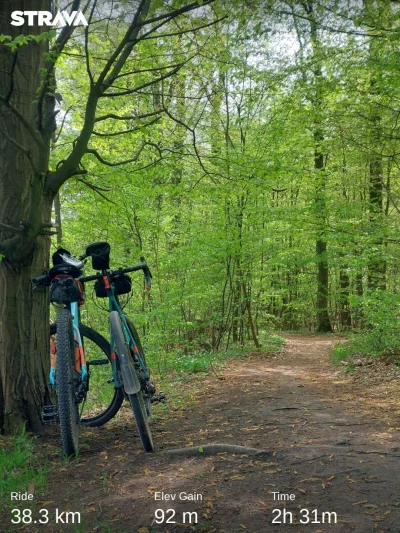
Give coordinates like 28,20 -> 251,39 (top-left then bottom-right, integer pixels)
56,309 -> 80,457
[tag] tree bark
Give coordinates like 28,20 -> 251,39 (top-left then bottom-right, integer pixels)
0,0 -> 54,432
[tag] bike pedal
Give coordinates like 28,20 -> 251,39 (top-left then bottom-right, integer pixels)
151,392 -> 168,403
41,405 -> 59,424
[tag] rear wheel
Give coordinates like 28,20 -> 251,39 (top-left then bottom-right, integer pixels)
110,311 -> 154,452
56,309 -> 80,457
50,324 -> 124,426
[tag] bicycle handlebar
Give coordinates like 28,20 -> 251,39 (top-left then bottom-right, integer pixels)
32,272 -> 50,285
32,256 -> 152,290
79,258 -> 152,289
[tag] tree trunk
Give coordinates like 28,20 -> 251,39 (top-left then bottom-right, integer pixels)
241,278 -> 261,348
367,112 -> 386,290
313,106 -> 332,332
339,268 -> 351,329
0,0 -> 54,432
315,236 -> 332,332
308,3 -> 333,333
53,193 -> 63,247
364,0 -> 389,291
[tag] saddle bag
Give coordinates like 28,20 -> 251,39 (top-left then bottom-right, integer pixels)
86,242 -> 111,270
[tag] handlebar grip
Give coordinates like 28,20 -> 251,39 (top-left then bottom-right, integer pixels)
140,256 -> 152,290
32,273 -> 49,285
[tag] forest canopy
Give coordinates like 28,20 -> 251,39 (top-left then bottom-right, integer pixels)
1,0 -> 400,432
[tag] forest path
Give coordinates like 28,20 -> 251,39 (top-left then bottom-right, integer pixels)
33,335 -> 400,533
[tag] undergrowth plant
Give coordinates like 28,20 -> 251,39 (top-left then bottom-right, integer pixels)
0,428 -> 47,515
332,291 -> 400,363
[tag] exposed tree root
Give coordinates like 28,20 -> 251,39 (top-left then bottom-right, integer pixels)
163,443 -> 272,457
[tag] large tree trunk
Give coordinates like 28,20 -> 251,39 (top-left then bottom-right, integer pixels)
0,0 -> 54,433
309,4 -> 333,333
364,0 -> 388,293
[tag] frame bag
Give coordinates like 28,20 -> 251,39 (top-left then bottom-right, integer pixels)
50,276 -> 84,305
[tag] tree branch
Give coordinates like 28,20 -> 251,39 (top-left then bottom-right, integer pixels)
53,106 -> 74,144
96,0 -> 150,91
77,179 -> 116,204
92,117 -> 160,136
274,8 -> 380,37
142,16 -> 227,40
137,0 -> 215,28
85,142 -> 146,166
0,222 -> 23,234
94,108 -> 165,122
101,64 -> 183,98
84,0 -> 98,85
45,0 -> 209,194
163,106 -> 220,183
37,0 -> 84,131
114,62 -> 183,80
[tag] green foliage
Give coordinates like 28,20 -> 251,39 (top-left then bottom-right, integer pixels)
0,428 -> 47,513
0,31 -> 56,50
332,291 -> 400,361
153,334 -> 284,377
50,0 -> 400,356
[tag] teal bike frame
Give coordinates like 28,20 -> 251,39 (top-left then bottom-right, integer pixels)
102,276 -> 149,391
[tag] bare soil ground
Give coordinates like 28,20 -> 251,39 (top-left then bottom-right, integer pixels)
10,335 -> 400,533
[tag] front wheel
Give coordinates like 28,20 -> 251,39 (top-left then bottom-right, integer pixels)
125,318 -> 153,418
56,309 -> 80,457
109,311 -> 154,452
50,323 -> 124,427
128,392 -> 154,452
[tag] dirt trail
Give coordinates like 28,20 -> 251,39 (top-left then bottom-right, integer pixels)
23,336 -> 400,532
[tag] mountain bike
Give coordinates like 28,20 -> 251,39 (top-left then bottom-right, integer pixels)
32,242 -> 157,456
81,242 -> 156,452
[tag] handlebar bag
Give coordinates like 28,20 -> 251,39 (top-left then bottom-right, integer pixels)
50,275 -> 84,305
94,274 -> 131,298
52,247 -> 72,266
86,242 -> 110,270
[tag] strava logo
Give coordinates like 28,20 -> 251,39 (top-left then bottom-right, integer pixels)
11,11 -> 88,27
